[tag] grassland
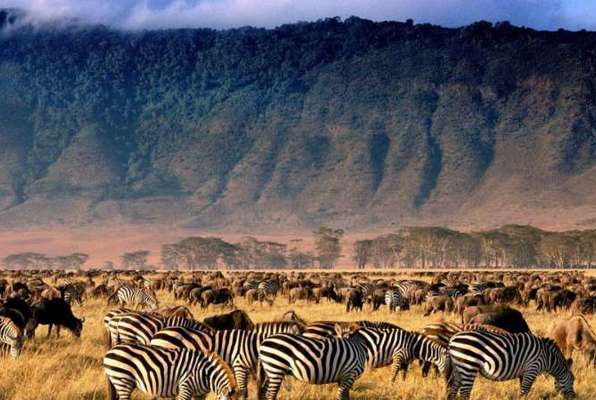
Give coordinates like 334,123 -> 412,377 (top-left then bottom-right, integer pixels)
0,289 -> 595,400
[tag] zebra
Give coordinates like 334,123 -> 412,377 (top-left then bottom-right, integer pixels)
447,329 -> 575,400
302,320 -> 400,339
258,280 -> 279,297
385,288 -> 410,312
103,344 -> 237,400
331,324 -> 448,382
150,321 -> 303,400
257,327 -> 375,400
0,316 -> 24,358
110,286 -> 158,310
106,311 -> 209,347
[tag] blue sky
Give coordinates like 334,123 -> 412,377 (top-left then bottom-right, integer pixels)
3,0 -> 596,30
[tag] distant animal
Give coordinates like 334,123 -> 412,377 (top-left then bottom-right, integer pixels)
28,298 -> 85,338
104,344 -> 237,400
109,286 -> 158,310
346,287 -> 364,312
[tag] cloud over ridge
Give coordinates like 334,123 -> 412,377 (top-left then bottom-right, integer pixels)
2,0 -> 596,31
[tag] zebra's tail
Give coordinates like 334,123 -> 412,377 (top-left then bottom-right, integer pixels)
106,376 -> 118,400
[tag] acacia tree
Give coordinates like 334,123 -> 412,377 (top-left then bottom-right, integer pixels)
353,240 -> 371,269
121,250 -> 150,270
314,226 -> 344,269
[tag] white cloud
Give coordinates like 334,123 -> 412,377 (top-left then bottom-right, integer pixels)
1,0 -> 594,31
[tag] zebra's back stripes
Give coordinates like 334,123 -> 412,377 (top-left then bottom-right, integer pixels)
103,344 -> 237,400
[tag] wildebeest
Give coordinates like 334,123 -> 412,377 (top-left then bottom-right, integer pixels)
28,298 -> 85,338
346,287 -> 364,312
288,287 -> 314,304
201,288 -> 234,308
423,295 -> 454,316
203,309 -> 254,330
549,315 -> 596,366
0,297 -> 34,334
463,305 -> 530,333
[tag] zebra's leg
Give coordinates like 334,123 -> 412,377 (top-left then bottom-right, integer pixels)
390,352 -> 408,382
264,374 -> 284,400
176,381 -> 193,400
336,375 -> 357,400
519,371 -> 538,397
234,367 -> 249,400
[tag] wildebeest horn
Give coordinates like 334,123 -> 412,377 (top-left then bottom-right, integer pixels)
81,317 -> 86,323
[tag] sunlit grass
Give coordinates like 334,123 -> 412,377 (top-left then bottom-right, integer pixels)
0,284 -> 594,399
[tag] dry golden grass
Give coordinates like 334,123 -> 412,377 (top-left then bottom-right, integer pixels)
1,292 -> 595,400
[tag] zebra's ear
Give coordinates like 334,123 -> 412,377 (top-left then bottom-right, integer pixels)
567,358 -> 573,368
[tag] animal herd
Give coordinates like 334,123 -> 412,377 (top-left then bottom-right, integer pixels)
0,269 -> 595,400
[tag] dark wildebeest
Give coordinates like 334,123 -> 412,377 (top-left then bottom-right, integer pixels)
0,297 -> 34,335
201,288 -> 234,308
463,305 -> 530,333
203,309 -> 254,330
346,287 -> 364,312
28,298 -> 85,338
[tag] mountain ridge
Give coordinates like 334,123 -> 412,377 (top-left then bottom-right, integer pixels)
0,12 -> 595,231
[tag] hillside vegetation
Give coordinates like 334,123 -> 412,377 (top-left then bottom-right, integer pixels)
0,10 -> 595,230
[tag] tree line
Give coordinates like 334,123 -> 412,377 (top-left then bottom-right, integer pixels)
2,225 -> 595,270
353,225 -> 596,269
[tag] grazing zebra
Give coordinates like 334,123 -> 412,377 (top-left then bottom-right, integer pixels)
447,330 -> 575,400
103,344 -> 237,400
106,311 -> 209,347
0,316 -> 24,358
257,328 -> 374,400
110,286 -> 158,310
303,320 -> 400,339
151,321 -> 302,400
385,289 -> 410,312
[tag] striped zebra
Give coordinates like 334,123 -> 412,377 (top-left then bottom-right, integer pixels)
0,316 -> 24,358
150,321 -> 303,400
447,330 -> 575,400
258,327 -> 406,400
104,344 -> 237,400
385,289 -> 410,312
110,286 -> 158,310
106,311 -> 210,347
303,320 -> 400,339
258,280 -> 279,297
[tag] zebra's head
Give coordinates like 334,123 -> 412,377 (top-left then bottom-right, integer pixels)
207,352 -> 238,400
544,338 -> 575,399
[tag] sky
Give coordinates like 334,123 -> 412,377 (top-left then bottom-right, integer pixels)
2,0 -> 596,31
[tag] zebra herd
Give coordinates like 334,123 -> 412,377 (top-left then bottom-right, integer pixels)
102,306 -> 577,400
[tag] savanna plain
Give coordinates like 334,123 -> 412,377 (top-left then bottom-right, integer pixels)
1,272 -> 595,400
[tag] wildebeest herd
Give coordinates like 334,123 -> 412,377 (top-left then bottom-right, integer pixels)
0,269 -> 595,400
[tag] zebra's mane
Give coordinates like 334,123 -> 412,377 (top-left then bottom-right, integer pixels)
207,351 -> 238,391
461,324 -> 511,335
